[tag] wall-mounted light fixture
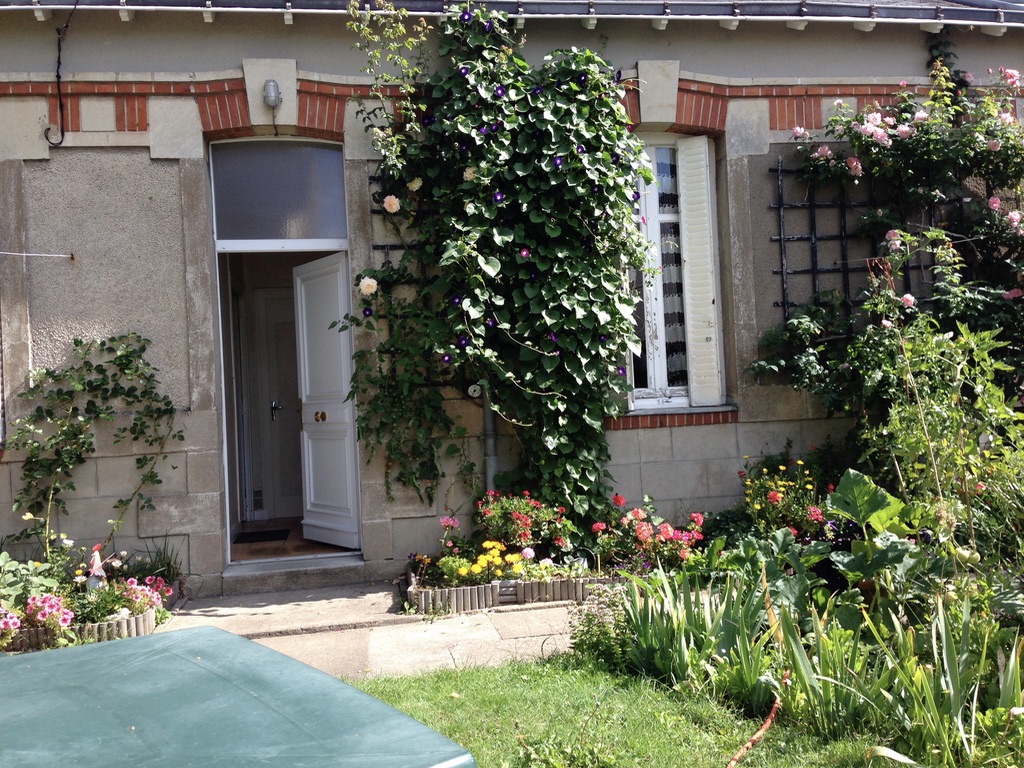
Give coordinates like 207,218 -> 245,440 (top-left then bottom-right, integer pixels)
263,79 -> 282,108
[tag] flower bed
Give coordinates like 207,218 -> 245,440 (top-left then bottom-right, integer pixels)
406,566 -> 626,615
5,606 -> 157,652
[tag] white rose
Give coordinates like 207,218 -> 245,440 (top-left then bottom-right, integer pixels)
382,195 -> 401,214
359,277 -> 378,297
407,177 -> 423,192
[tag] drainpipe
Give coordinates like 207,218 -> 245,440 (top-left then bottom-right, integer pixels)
482,382 -> 498,493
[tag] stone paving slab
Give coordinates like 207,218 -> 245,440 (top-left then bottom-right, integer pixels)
159,581 -> 573,680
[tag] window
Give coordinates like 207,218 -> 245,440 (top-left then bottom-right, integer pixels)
210,140 -> 347,252
632,135 -> 725,409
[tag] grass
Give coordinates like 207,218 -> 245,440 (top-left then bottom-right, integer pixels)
351,657 -> 877,768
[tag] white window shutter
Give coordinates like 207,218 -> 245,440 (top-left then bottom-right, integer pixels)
676,135 -> 725,406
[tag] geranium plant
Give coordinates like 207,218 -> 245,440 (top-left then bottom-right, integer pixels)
473,490 -> 577,556
343,1 -> 653,514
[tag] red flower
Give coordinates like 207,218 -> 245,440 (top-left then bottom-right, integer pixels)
826,484 -> 835,494
592,522 -> 607,533
553,536 -> 566,547
788,526 -> 798,537
522,490 -> 530,498
611,494 -> 626,507
767,491 -> 782,505
737,470 -> 746,479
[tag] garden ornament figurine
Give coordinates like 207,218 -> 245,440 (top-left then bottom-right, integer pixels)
86,548 -> 107,591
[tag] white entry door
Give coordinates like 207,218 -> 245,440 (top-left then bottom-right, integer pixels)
293,253 -> 360,548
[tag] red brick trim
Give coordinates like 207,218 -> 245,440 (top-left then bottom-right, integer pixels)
603,408 -> 738,430
114,94 -> 148,131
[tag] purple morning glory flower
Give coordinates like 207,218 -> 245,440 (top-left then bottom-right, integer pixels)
599,335 -> 607,343
529,271 -> 538,281
478,125 -> 488,135
363,307 -> 373,318
614,69 -> 622,83
576,145 -> 585,154
451,295 -> 462,305
548,332 -> 557,342
459,143 -> 467,152
484,19 -> 493,32
493,191 -> 504,203
531,85 -> 542,95
616,366 -> 626,376
486,317 -> 496,328
519,247 -> 530,259
610,152 -> 620,163
494,85 -> 506,98
459,66 -> 469,77
553,157 -> 563,168
442,353 -> 453,364
459,10 -> 471,22
490,122 -> 500,132
631,190 -> 641,201
457,335 -> 469,349
577,74 -> 587,85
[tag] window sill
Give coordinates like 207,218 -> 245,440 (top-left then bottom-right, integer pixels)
603,405 -> 737,430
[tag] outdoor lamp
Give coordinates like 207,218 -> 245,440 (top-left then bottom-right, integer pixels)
263,79 -> 282,108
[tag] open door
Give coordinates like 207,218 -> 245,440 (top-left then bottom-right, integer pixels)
293,253 -> 360,549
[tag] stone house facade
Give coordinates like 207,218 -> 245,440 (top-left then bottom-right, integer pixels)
1,0 -> 1021,594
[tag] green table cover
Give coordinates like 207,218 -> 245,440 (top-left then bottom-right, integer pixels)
0,625 -> 477,767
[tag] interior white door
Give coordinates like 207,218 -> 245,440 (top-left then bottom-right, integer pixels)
293,253 -> 360,549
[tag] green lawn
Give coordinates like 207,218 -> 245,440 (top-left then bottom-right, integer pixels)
352,658 -> 876,768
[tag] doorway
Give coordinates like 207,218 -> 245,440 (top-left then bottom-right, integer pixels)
219,251 -> 359,562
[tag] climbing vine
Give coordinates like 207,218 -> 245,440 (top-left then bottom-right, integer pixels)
7,333 -> 183,559
343,2 -> 652,516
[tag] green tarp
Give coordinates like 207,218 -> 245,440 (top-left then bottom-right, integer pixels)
0,625 -> 476,767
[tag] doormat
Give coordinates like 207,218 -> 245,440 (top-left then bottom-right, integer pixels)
234,529 -> 291,544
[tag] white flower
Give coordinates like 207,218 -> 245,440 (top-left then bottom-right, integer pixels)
61,538 -> 74,548
21,512 -> 34,521
382,195 -> 401,214
359,276 -> 378,297
407,177 -> 423,192
463,167 -> 477,182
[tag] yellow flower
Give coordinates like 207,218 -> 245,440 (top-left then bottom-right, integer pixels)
805,484 -> 813,490
21,512 -> 34,521
754,504 -> 762,510
457,567 -> 469,577
512,564 -> 523,574
779,465 -> 787,471
494,569 -> 503,577
505,553 -> 520,563
470,564 -> 482,574
796,460 -> 804,465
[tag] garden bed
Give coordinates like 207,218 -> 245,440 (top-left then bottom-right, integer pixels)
407,568 -> 626,615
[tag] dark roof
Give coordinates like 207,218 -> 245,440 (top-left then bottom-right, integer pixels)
3,0 -> 1024,28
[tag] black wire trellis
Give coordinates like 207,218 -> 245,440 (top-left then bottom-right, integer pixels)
769,157 -> 934,321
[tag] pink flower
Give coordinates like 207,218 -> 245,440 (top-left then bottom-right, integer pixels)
635,522 -> 654,543
689,512 -> 704,528
1003,288 -> 1024,300
975,482 -> 986,493
792,125 -> 809,140
1008,211 -> 1023,227
630,508 -> 646,520
845,156 -> 863,177
988,139 -> 1002,152
521,547 -> 535,560
999,111 -> 1015,125
611,493 -> 626,507
913,110 -> 929,122
382,195 -> 401,214
657,523 -> 674,541
591,522 -> 607,533
989,196 -> 1002,211
788,526 -> 799,537
881,319 -> 893,328
807,506 -> 824,523
1002,67 -> 1021,87
896,124 -> 915,139
900,293 -> 916,308
439,515 -> 459,530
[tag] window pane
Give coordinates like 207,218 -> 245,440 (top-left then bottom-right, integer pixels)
631,270 -> 649,388
654,147 -> 679,214
211,142 -> 346,241
660,221 -> 687,386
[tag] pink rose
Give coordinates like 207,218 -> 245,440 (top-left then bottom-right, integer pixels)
845,156 -> 863,176
988,139 -> 1002,151
900,293 -> 916,308
989,196 -> 1002,211
1002,288 -> 1024,300
881,319 -> 893,328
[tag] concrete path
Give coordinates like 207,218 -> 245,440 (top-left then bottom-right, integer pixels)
158,580 -> 572,680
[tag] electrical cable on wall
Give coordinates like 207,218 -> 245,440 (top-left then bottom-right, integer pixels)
44,0 -> 83,148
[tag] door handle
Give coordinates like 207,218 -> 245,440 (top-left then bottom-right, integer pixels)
313,410 -> 328,423
271,400 -> 284,421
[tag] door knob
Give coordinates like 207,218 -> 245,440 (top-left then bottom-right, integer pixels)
313,411 -> 328,423
271,400 -> 284,421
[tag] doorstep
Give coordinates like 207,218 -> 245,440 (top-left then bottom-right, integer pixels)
219,553 -> 403,597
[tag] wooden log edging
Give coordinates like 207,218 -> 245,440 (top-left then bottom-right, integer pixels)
5,607 -> 157,652
406,570 -> 627,615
